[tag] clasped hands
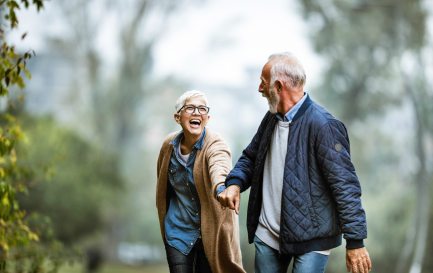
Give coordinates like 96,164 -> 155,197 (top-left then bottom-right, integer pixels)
217,185 -> 241,214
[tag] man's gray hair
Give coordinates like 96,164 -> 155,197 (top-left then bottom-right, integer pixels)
268,52 -> 306,88
175,90 -> 209,113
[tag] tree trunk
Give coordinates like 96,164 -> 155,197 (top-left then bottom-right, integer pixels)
397,60 -> 431,273
395,213 -> 416,273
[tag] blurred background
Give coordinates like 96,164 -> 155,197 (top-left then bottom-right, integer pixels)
1,0 -> 433,272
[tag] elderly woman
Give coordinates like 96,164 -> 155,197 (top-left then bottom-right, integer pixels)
156,90 -> 245,273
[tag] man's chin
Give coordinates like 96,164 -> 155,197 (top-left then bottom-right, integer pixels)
268,105 -> 278,114
267,100 -> 278,114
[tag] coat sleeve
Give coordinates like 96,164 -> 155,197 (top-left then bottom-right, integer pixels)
206,136 -> 232,196
225,112 -> 272,192
315,119 -> 367,249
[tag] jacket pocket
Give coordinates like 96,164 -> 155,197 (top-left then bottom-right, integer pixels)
308,204 -> 319,228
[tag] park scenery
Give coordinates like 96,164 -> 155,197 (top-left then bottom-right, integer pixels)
1,0 -> 433,272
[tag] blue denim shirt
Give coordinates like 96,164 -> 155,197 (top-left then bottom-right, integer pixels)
164,129 -> 206,255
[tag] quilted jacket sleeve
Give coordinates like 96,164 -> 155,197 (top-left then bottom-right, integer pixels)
225,112 -> 272,192
315,119 -> 367,249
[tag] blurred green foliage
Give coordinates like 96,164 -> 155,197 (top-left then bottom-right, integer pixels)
0,0 -> 46,270
59,262 -> 167,273
16,115 -> 123,245
1,1 -> 123,272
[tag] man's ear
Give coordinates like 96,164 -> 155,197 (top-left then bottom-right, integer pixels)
174,113 -> 180,123
275,80 -> 283,92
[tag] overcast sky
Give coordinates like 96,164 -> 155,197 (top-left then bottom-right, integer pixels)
152,0 -> 323,88
11,0 -> 322,89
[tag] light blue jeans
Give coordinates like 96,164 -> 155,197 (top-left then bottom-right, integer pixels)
254,236 -> 329,273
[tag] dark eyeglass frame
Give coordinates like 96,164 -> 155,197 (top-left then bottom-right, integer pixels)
177,104 -> 210,115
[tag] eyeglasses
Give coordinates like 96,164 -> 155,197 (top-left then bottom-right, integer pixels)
177,104 -> 210,115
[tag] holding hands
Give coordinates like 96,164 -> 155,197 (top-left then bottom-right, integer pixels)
217,185 -> 241,214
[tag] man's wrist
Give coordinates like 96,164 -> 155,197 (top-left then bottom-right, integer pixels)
226,178 -> 243,190
346,239 -> 364,249
228,184 -> 240,190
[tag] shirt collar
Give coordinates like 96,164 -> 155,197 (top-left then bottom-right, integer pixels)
277,92 -> 307,122
170,128 -> 206,150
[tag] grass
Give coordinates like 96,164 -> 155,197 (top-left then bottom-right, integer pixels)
59,262 -> 168,273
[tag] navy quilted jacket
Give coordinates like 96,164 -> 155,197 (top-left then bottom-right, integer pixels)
226,95 -> 367,255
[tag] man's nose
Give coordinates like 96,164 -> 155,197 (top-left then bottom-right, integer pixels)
258,84 -> 264,93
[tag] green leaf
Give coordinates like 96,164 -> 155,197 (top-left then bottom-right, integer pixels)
7,1 -> 20,9
0,84 -> 7,96
1,194 -> 10,207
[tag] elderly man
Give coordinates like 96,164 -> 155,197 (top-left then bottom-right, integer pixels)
217,53 -> 372,273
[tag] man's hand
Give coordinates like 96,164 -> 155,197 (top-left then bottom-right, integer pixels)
346,247 -> 372,273
217,185 -> 241,214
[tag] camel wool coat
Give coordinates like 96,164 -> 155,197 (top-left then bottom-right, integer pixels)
156,129 -> 245,273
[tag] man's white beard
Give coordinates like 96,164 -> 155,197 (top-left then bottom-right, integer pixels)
267,87 -> 279,114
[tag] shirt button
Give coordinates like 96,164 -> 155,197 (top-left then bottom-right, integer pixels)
190,242 -> 194,246
191,198 -> 194,201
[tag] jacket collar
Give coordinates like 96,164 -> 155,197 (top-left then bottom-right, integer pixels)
291,94 -> 312,123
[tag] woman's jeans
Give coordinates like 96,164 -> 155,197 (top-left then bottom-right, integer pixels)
164,239 -> 212,273
254,236 -> 329,273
